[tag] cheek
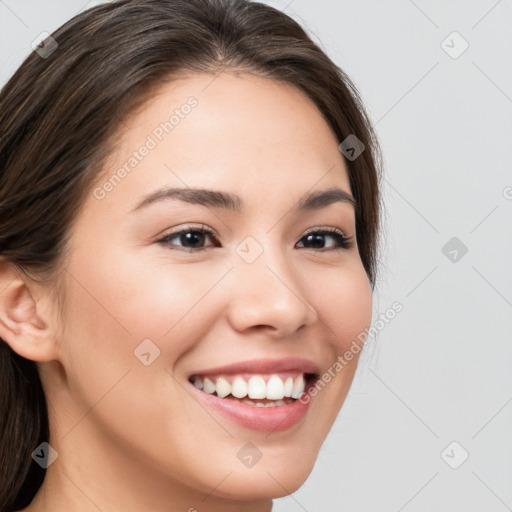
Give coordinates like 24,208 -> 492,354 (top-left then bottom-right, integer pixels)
294,263 -> 371,441
63,247 -> 231,365
311,263 -> 373,354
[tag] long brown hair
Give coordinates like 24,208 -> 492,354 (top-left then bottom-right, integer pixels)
0,0 -> 382,509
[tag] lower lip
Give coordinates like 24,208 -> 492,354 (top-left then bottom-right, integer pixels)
188,382 -> 314,433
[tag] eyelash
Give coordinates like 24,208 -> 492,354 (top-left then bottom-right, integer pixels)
156,225 -> 353,252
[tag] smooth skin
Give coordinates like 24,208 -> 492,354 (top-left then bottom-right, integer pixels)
0,71 -> 373,511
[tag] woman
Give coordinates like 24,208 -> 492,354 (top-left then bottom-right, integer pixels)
0,0 -> 382,510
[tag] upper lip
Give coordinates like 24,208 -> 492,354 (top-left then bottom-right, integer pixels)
189,357 -> 320,377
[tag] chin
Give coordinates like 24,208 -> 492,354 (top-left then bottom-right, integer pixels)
211,462 -> 315,500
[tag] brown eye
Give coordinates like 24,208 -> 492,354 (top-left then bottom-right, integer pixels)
296,228 -> 353,251
157,226 -> 219,252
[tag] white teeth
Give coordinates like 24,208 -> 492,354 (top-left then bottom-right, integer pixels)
215,377 -> 231,398
231,377 -> 248,398
202,378 -> 216,394
248,376 -> 266,399
191,373 -> 309,401
283,377 -> 293,397
291,375 -> 306,399
241,397 -> 293,407
266,375 -> 285,400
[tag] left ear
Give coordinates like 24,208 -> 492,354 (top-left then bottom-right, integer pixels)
0,260 -> 60,362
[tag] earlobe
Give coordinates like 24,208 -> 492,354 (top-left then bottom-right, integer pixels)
0,261 -> 58,362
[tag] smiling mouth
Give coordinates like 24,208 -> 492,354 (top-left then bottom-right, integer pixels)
187,372 -> 318,407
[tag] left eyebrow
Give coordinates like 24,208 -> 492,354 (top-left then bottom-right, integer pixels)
296,187 -> 357,211
130,186 -> 356,213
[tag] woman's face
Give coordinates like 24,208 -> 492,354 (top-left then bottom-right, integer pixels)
47,71 -> 372,506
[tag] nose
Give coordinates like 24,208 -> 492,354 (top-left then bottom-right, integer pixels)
226,246 -> 318,338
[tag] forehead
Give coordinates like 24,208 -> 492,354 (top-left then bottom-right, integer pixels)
90,71 -> 352,217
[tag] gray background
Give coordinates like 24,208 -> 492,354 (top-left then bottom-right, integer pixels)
1,1 -> 511,510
